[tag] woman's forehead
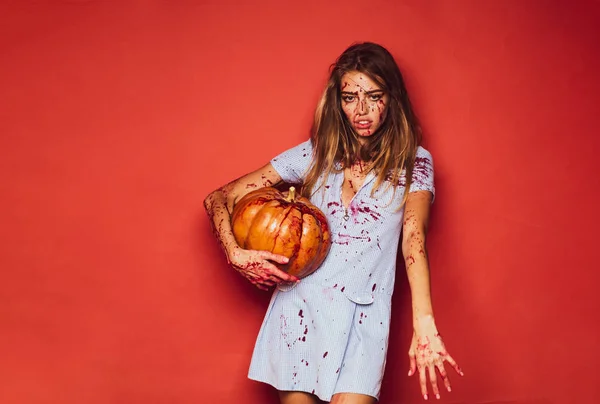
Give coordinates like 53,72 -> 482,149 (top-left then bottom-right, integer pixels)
340,71 -> 381,92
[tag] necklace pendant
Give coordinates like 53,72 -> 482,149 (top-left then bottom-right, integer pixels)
343,209 -> 349,221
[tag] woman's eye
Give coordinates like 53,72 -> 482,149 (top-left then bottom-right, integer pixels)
342,95 -> 356,102
369,94 -> 382,101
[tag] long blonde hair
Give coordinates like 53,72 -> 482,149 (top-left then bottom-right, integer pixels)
303,42 -> 422,208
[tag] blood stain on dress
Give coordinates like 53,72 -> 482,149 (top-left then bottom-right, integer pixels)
354,203 -> 382,221
334,232 -> 371,245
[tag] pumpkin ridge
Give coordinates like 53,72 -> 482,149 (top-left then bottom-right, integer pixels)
298,212 -> 317,275
275,206 -> 302,275
245,200 -> 282,250
269,204 -> 294,254
287,206 -> 303,259
272,204 -> 295,245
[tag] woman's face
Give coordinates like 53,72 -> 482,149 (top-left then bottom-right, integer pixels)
340,71 -> 389,142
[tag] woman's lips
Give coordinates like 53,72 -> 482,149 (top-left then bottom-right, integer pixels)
354,120 -> 372,130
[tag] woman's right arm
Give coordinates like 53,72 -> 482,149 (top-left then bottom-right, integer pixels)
203,162 -> 299,290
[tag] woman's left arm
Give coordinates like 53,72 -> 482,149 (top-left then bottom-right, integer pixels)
402,190 -> 463,401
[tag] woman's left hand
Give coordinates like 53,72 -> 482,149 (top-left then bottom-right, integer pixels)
407,316 -> 463,400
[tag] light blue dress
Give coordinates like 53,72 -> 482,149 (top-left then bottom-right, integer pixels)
248,139 -> 435,401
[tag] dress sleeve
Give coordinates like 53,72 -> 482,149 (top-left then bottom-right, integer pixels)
270,139 -> 314,184
409,147 -> 435,201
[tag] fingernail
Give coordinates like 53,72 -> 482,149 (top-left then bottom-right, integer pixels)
436,394 -> 440,399
424,394 -> 428,400
447,386 -> 452,392
407,370 -> 411,376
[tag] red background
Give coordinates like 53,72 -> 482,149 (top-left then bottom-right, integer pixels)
1,1 -> 599,403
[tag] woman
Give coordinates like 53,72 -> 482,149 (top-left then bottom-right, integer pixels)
204,42 -> 463,403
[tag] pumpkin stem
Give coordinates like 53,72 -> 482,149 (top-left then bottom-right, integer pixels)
286,186 -> 296,202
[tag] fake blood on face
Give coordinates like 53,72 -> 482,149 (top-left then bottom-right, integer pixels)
339,71 -> 389,140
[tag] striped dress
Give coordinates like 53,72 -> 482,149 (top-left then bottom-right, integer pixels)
248,139 -> 435,401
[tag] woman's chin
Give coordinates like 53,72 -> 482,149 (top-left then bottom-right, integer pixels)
356,128 -> 380,139
356,128 -> 374,136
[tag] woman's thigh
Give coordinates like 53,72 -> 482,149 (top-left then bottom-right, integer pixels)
329,393 -> 377,404
278,390 -> 322,404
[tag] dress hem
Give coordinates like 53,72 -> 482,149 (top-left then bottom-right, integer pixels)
247,374 -> 379,402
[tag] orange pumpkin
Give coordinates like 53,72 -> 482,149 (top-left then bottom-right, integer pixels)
231,186 -> 331,279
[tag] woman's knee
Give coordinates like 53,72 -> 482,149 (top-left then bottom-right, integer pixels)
329,392 -> 377,404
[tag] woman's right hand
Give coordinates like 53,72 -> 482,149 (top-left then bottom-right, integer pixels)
228,247 -> 299,290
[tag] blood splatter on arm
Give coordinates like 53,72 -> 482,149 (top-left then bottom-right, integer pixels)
402,209 -> 428,269
204,192 -> 237,262
400,191 -> 434,324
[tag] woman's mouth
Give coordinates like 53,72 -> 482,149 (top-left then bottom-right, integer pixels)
354,120 -> 372,130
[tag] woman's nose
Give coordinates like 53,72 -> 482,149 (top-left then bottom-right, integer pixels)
357,98 -> 368,115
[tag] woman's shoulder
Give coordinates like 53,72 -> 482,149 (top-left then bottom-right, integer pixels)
272,138 -> 313,159
416,145 -> 433,159
282,138 -> 313,154
294,138 -> 313,147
